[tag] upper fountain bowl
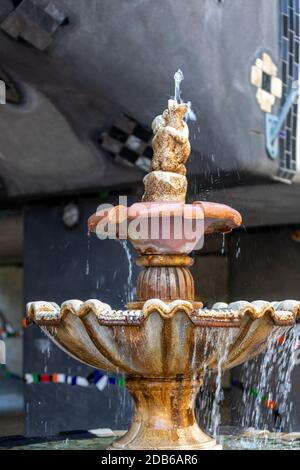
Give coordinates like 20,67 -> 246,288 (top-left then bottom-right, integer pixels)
88,201 -> 242,255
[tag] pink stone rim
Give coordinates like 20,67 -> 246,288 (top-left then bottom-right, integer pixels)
88,201 -> 242,235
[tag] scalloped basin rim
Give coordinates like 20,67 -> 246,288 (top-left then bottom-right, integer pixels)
26,298 -> 300,328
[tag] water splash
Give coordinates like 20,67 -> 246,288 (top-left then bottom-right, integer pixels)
185,101 -> 197,122
174,69 -> 197,123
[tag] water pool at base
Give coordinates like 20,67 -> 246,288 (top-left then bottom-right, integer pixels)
6,435 -> 300,451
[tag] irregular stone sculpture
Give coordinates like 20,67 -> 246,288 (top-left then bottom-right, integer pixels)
142,99 -> 191,202
151,99 -> 190,175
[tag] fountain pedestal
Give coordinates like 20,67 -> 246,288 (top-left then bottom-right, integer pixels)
111,377 -> 221,450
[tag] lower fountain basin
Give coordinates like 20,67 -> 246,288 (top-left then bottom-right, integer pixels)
26,299 -> 300,377
26,299 -> 299,450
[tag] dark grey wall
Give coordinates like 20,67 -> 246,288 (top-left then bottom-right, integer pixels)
23,196 -> 137,437
0,0 -> 282,201
229,228 -> 300,302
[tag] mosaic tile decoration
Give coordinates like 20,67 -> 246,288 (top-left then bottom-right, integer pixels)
99,114 -> 153,172
251,52 -> 282,113
278,0 -> 300,181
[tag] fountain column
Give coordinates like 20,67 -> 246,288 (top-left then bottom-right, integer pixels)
128,254 -> 203,309
112,377 -> 220,450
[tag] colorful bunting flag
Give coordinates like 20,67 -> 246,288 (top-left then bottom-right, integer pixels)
23,369 -> 125,393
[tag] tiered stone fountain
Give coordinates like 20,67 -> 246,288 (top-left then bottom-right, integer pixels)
27,92 -> 300,450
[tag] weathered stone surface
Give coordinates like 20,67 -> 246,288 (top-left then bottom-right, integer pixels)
142,170 -> 187,202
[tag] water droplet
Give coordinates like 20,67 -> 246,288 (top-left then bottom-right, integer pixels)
221,233 -> 226,255
86,231 -> 91,275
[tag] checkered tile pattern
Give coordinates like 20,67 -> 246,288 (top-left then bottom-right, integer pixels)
99,114 -> 153,172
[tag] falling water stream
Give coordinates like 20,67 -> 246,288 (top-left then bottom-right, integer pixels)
119,240 -> 133,303
196,328 -> 236,439
86,231 -> 91,275
252,327 -> 284,431
209,330 -> 235,438
221,233 -> 226,255
237,326 -> 299,438
274,328 -> 298,431
235,238 -> 241,259
194,324 -> 299,446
